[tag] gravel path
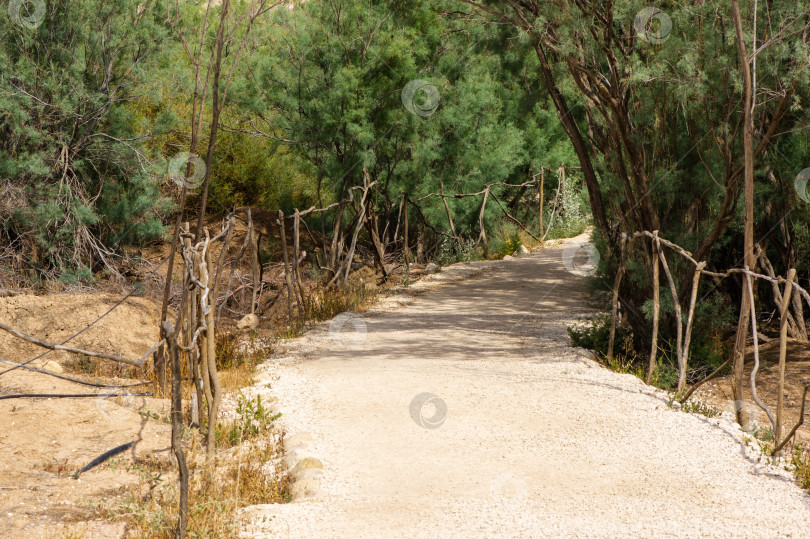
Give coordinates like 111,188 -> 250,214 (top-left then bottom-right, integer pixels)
241,235 -> 810,538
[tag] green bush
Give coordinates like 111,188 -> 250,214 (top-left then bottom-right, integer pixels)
491,221 -> 522,258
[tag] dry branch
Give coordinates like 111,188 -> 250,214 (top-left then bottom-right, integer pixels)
0,323 -> 164,367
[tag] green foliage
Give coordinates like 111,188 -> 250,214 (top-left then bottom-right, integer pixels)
680,400 -> 721,418
434,237 -> 482,266
249,0 -> 578,251
0,0 -> 173,278
217,392 -> 280,448
791,444 -> 810,491
567,314 -> 636,360
491,222 -> 522,258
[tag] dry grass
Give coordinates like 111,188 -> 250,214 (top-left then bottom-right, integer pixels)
41,456 -> 75,478
64,353 -> 153,381
102,426 -> 291,537
91,329 -> 288,537
305,282 -> 377,323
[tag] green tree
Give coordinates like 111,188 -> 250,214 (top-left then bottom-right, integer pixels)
0,0 -> 180,281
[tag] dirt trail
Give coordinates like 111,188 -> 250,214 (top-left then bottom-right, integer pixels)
242,234 -> 810,538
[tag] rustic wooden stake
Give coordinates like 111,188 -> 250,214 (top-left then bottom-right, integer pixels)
182,225 -> 201,427
538,168 -> 545,237
680,262 -> 706,393
202,242 -> 221,461
247,209 -> 260,315
478,187 -> 490,258
327,204 -> 344,273
657,242 -> 683,390
607,235 -> 628,359
278,210 -> 295,319
194,251 -> 213,433
292,209 -> 304,314
339,176 -> 373,285
791,282 -> 808,340
440,182 -> 459,244
745,267 -> 776,430
403,191 -> 410,276
777,268 -> 796,447
163,320 -> 188,539
646,231 -> 660,385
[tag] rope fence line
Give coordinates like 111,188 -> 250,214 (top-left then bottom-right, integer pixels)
0,164 -> 579,535
0,254 -> 171,378
607,229 -> 810,453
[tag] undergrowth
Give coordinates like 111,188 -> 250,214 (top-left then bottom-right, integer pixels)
104,432 -> 291,537
791,443 -> 810,490
102,393 -> 290,538
217,391 -> 280,448
568,312 -> 726,390
277,281 -> 378,339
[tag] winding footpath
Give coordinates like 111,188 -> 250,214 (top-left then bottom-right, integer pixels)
241,234 -> 810,538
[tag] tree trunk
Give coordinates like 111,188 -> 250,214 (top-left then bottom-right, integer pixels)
532,40 -> 611,247
730,0 -> 756,426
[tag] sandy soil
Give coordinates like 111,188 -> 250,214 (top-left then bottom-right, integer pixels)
694,339 -> 810,445
241,233 -> 810,538
0,294 -> 172,538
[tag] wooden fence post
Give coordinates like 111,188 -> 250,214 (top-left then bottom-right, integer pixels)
247,209 -> 260,315
278,210 -> 295,319
538,168 -> 545,237
163,320 -> 188,539
202,241 -> 221,461
293,209 -> 304,314
657,241 -> 684,390
607,234 -> 627,359
746,267 -> 777,430
478,187 -> 489,258
403,191 -> 410,274
440,182 -> 459,244
680,262 -> 706,393
777,268 -> 796,447
646,231 -> 660,385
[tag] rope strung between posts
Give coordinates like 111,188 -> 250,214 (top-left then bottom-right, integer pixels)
0,358 -> 151,389
0,254 -> 171,378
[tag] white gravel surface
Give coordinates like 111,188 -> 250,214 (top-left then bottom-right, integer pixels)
240,234 -> 810,538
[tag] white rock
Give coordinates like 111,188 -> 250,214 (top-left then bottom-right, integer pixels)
237,313 -> 259,330
519,245 -> 530,254
41,361 -> 64,374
